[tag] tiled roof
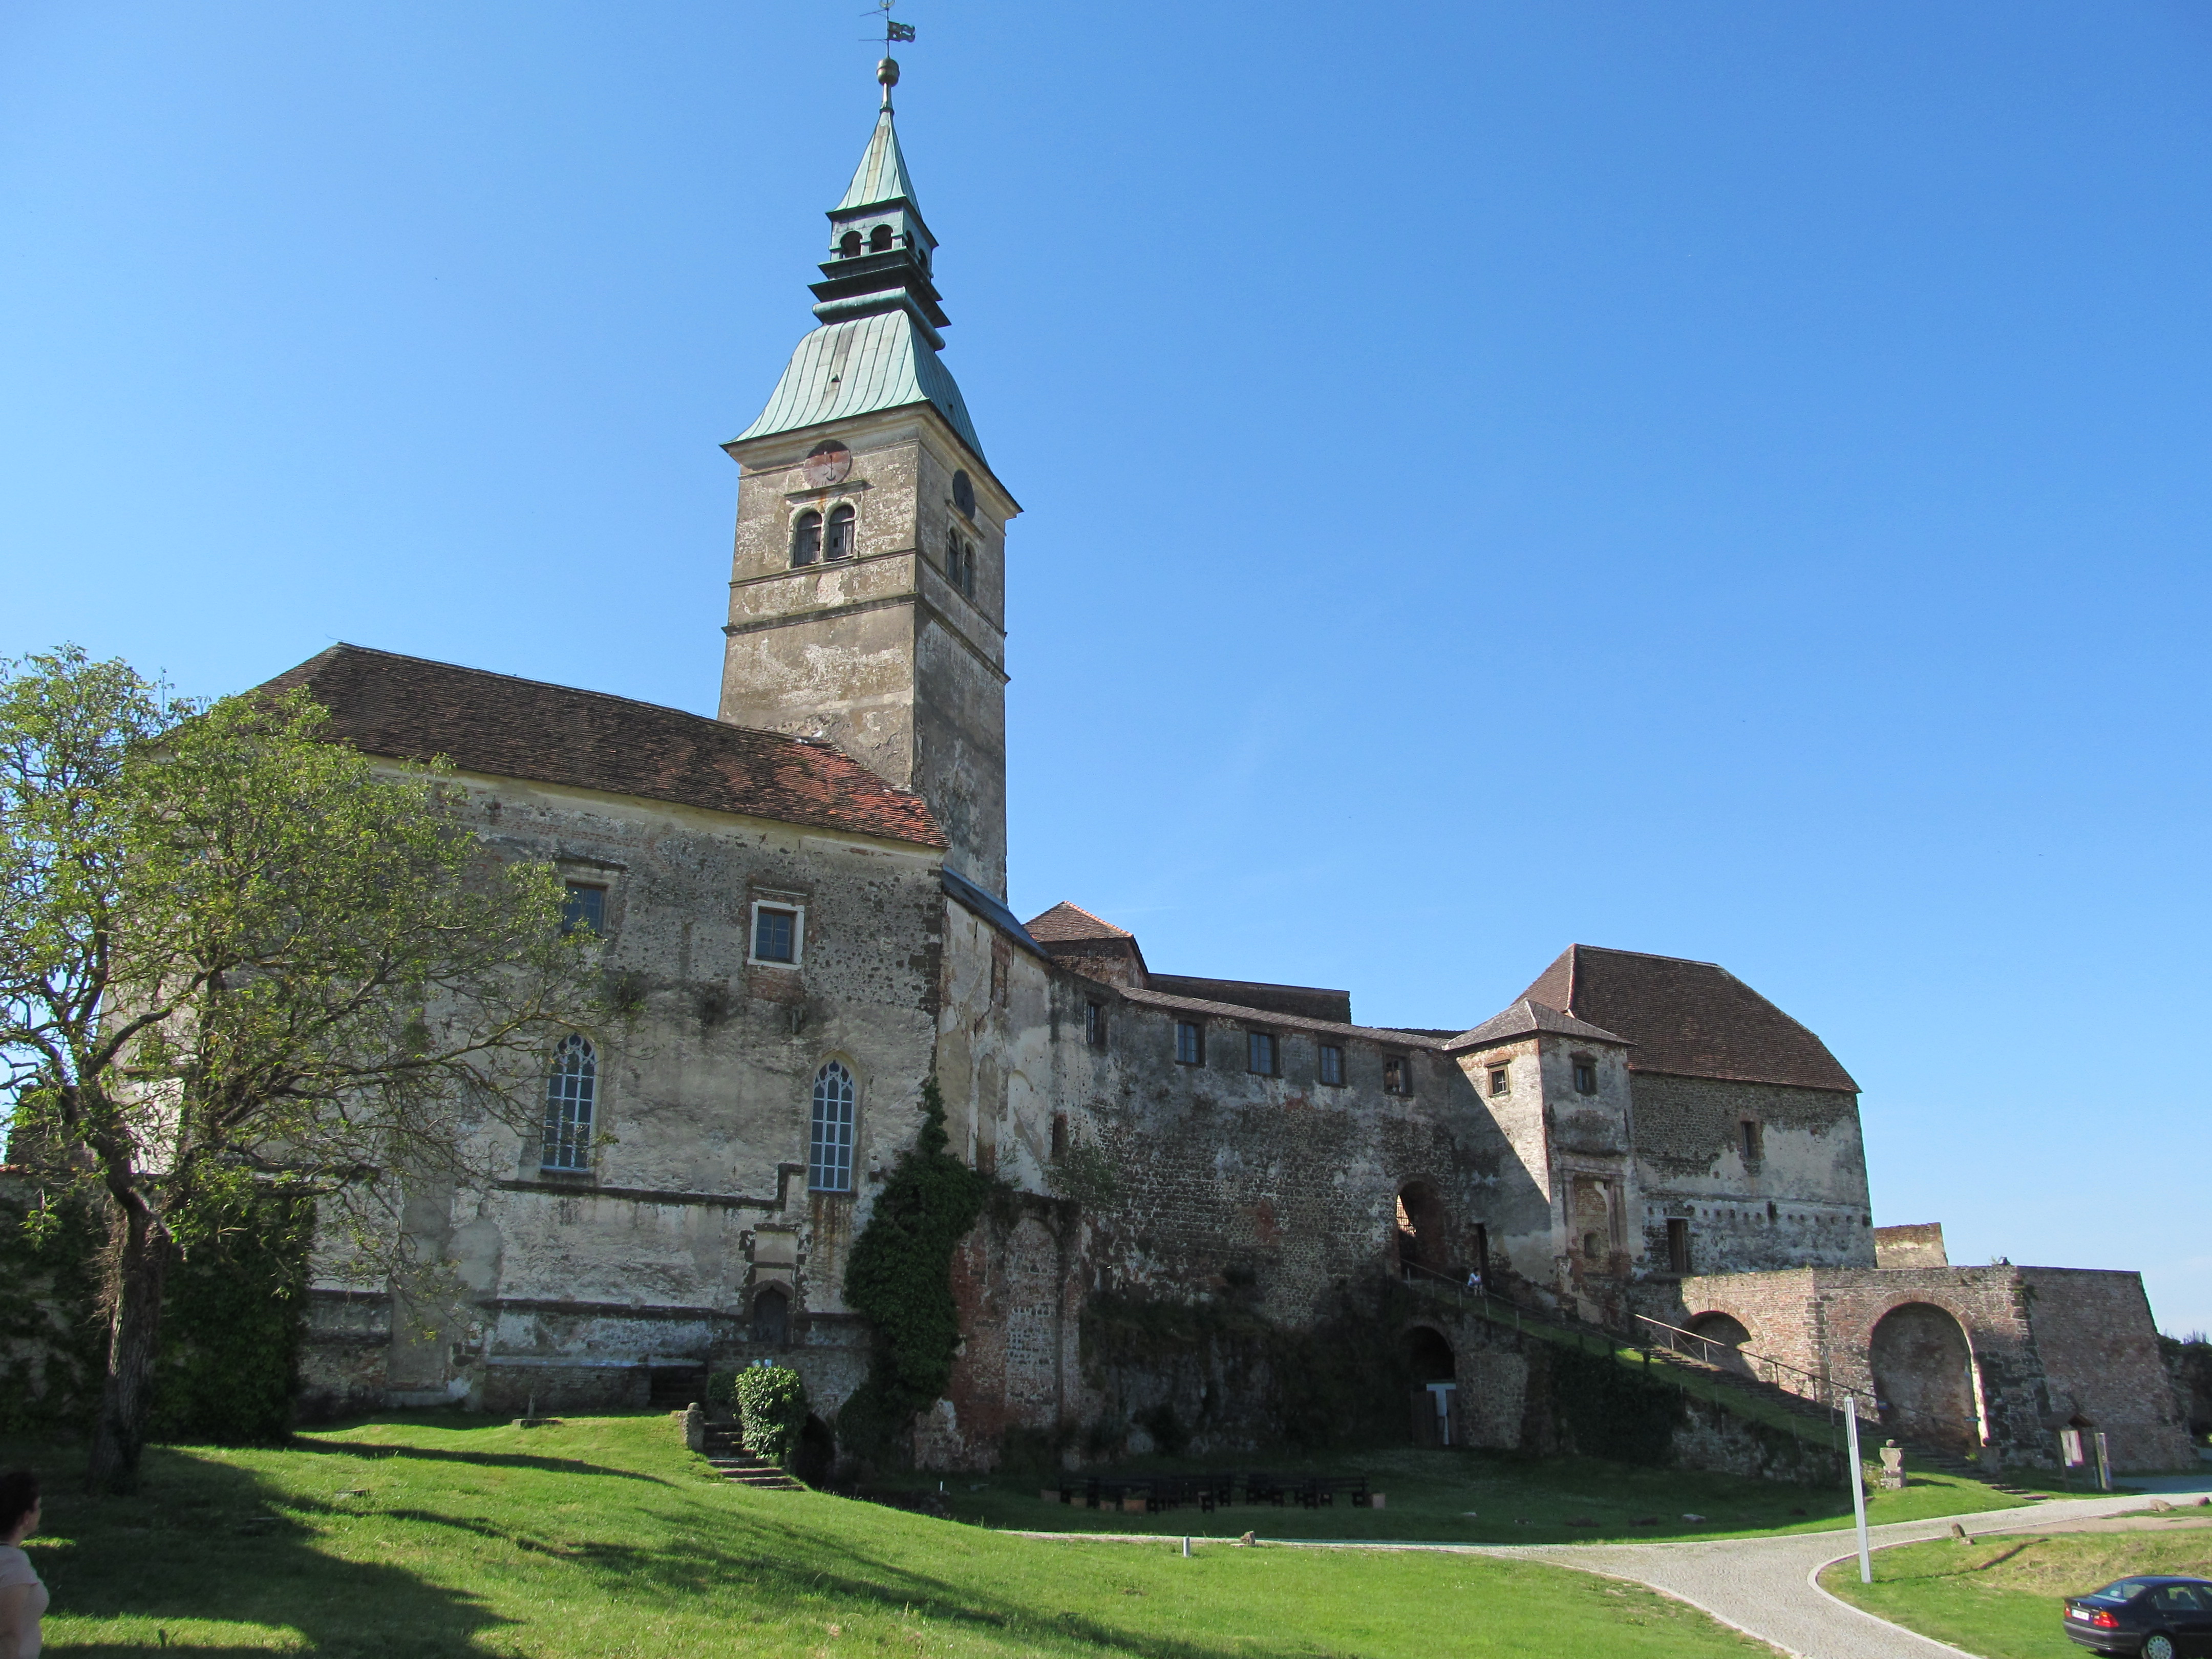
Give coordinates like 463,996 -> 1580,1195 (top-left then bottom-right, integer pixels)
1515,945 -> 1858,1092
1023,902 -> 1133,942
1447,998 -> 1631,1052
1119,987 -> 1452,1050
258,645 -> 946,849
1145,974 -> 1351,1025
732,311 -> 983,456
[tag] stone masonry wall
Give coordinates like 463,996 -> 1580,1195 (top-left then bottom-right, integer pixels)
2018,1267 -> 2195,1471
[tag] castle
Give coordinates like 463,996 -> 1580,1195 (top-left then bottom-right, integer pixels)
282,62 -> 2192,1475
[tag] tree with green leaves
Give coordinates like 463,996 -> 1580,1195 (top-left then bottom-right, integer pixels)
0,647 -> 597,1490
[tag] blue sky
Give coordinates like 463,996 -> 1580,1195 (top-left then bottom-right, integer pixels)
6,3 -> 2209,1334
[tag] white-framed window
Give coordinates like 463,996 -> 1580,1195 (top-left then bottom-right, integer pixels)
542,1034 -> 597,1171
750,900 -> 804,967
809,1060 -> 856,1192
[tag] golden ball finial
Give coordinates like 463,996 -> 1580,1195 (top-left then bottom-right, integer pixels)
877,57 -> 900,88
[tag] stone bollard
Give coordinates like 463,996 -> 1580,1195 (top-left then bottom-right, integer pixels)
1879,1441 -> 1906,1491
683,1401 -> 707,1454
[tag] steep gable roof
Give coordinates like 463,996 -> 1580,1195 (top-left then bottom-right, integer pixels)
1447,998 -> 1630,1052
1515,944 -> 1857,1092
258,645 -> 945,849
1023,902 -> 1133,943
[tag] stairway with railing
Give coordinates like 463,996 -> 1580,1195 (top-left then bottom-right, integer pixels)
1398,1261 -> 1852,1458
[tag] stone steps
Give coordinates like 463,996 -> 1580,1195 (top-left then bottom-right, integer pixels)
699,1431 -> 804,1491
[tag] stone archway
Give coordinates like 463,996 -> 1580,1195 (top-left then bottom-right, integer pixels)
1402,1325 -> 1459,1448
1687,1311 -> 1753,1376
1394,1181 -> 1450,1282
1869,1301 -> 1979,1453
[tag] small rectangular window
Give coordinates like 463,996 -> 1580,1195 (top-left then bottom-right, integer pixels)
1470,1222 -> 1490,1283
1317,1043 -> 1344,1086
1667,1218 -> 1692,1274
1487,1065 -> 1509,1097
1084,1001 -> 1106,1049
753,905 -> 799,964
1382,1055 -> 1410,1095
1247,1031 -> 1277,1076
1740,1120 -> 1763,1162
561,883 -> 605,936
1175,1020 -> 1203,1066
1051,1112 -> 1069,1161
1572,1058 -> 1597,1095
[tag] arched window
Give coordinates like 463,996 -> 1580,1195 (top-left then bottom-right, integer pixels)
951,469 -> 975,518
839,229 -> 863,257
751,1286 -> 790,1346
543,1034 -> 597,1170
824,503 -> 857,560
791,510 -> 822,566
869,224 -> 894,252
809,1061 -> 856,1192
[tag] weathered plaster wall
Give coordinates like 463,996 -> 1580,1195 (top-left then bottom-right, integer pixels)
300,770 -> 950,1419
1630,1075 -> 1874,1275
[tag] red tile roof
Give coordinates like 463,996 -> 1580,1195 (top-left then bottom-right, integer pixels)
1516,945 -> 1857,1092
258,645 -> 945,849
1023,901 -> 1133,942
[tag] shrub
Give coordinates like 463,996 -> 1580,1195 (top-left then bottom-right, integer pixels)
734,1364 -> 809,1466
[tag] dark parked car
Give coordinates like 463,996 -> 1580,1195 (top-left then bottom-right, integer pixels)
2064,1577 -> 2212,1659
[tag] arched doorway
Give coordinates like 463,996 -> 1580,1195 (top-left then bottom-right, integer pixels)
1869,1302 -> 1979,1454
1403,1325 -> 1459,1448
1394,1182 -> 1449,1282
750,1285 -> 790,1347
1687,1311 -> 1753,1376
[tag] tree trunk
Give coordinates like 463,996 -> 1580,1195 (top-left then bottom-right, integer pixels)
85,1195 -> 170,1493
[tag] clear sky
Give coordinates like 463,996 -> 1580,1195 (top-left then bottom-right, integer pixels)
6,3 -> 2209,1334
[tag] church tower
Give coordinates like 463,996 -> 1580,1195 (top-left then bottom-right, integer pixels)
718,58 -> 1015,898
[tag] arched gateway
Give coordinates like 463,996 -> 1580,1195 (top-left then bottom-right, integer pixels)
1869,1302 -> 1980,1454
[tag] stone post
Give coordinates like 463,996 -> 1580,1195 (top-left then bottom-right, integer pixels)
683,1401 -> 707,1454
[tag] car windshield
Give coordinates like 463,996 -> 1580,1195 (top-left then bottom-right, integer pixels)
2088,1581 -> 2156,1603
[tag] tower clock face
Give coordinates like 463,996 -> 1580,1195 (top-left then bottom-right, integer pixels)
803,440 -> 852,487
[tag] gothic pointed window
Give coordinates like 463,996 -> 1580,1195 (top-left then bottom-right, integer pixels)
791,510 -> 822,566
809,1060 -> 856,1192
869,224 -> 894,252
542,1034 -> 597,1171
839,229 -> 863,257
824,503 -> 857,560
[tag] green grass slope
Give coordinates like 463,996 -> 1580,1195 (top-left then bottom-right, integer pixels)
5,1413 -> 1797,1659
1820,1528 -> 2212,1659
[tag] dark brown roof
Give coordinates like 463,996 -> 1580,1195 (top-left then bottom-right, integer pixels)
259,645 -> 945,848
1145,975 -> 1352,1025
1024,902 -> 1133,942
1118,987 -> 1451,1049
1516,945 -> 1858,1093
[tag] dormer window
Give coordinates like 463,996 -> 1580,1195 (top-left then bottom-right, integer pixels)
869,224 -> 894,251
839,230 -> 863,257
791,510 -> 822,566
824,503 -> 857,560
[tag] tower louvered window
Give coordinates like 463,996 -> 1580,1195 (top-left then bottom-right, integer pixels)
542,1034 -> 597,1171
824,503 -> 857,560
791,510 -> 822,566
809,1061 -> 856,1192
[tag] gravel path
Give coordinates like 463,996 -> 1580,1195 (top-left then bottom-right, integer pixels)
1493,1478 -> 2212,1659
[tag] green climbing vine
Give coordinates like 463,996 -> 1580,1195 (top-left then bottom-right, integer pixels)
836,1077 -> 996,1462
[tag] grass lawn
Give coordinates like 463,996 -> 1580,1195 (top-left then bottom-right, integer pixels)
927,1449 -> 2038,1546
1820,1526 -> 2212,1659
2,1411 -> 1801,1659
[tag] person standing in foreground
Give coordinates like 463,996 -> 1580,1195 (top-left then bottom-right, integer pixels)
0,1471 -> 45,1659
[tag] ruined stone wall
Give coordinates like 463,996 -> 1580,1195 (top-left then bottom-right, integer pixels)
2018,1267 -> 2195,1471
301,770 -> 950,1418
1630,1074 -> 1874,1275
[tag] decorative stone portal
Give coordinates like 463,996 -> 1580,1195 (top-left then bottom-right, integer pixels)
1869,1301 -> 1980,1453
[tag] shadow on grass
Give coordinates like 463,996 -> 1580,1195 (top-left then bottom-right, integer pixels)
22,1444 -> 507,1659
306,1435 -> 672,1485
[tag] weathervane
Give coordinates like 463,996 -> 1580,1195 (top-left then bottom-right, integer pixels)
866,0 -> 914,108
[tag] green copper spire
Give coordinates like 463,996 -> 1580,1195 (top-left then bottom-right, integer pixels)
732,56 -> 981,456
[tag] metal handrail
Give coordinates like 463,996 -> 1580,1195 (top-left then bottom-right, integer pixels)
1631,1313 -> 1848,1411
